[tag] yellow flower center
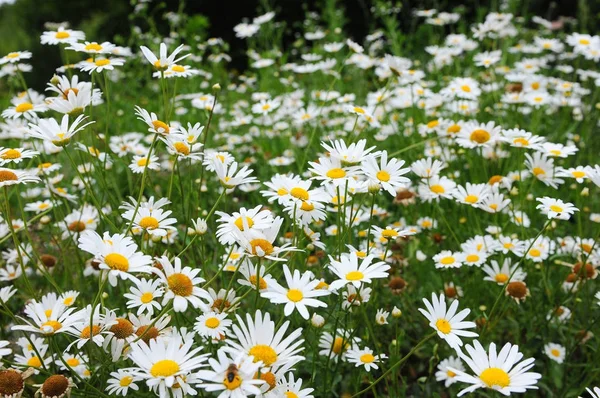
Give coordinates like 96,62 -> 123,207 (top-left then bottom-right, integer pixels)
580,39 -> 590,45
286,289 -> 304,302
447,124 -> 461,134
173,142 -> 190,155
152,120 -> 170,134
353,106 -> 365,114
480,367 -> 510,388
360,353 -> 375,363
84,43 -> 103,52
300,201 -> 314,211
95,59 -> 110,67
376,170 -> 390,182
41,320 -> 62,333
332,337 -> 349,354
66,358 -> 80,367
440,256 -> 455,265
6,52 -> 19,59
248,345 -> 278,366
171,65 -> 185,72
513,137 -> 529,146
470,129 -> 491,144
551,349 -> 560,357
167,273 -> 193,296
326,168 -> 346,179
1,149 -> 22,160
139,216 -> 159,230
55,31 -> 70,39
346,271 -> 364,281
249,275 -> 267,289
234,216 -> 254,231
532,167 -> 545,176
249,239 -> 274,256
427,120 -> 439,128
105,253 -> 129,272
461,85 -> 471,92
205,317 -> 220,329
466,254 -> 479,262
549,205 -> 563,213
15,103 -> 33,113
136,158 -> 149,167
140,292 -> 154,304
290,187 -> 309,200
277,188 -> 288,196
63,297 -> 74,306
120,376 -> 133,387
430,184 -> 445,194
27,356 -> 42,367
80,325 -> 101,339
464,195 -> 479,204
495,273 -> 509,283
262,104 -> 271,111
529,248 -> 541,257
435,318 -> 451,334
447,370 -> 457,377
150,360 -> 180,377
572,171 -> 585,179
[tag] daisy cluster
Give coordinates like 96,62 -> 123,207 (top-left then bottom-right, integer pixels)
0,2 -> 599,398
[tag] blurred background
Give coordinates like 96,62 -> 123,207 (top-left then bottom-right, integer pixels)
0,0 -> 591,89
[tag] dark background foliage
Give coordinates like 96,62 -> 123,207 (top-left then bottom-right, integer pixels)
0,0 -> 587,88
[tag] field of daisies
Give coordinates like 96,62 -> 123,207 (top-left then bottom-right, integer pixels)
0,2 -> 599,398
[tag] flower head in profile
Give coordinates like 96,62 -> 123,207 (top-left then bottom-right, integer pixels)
536,197 -> 578,220
139,43 -> 190,71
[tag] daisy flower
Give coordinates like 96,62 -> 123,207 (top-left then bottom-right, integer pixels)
449,340 -> 542,396
308,156 -> 361,187
457,121 -> 501,148
544,343 -> 565,364
27,114 -> 95,147
106,370 -> 140,396
124,278 -> 164,316
79,57 -> 125,74
0,51 -> 32,64
411,157 -> 446,178
261,264 -> 329,319
536,197 -> 579,220
67,41 -> 115,54
318,329 -> 360,361
215,161 -> 258,189
436,356 -> 465,387
154,256 -> 208,312
12,300 -> 83,336
134,106 -> 176,135
215,205 -> 274,245
0,168 -> 40,188
418,293 -> 478,348
233,216 -> 297,261
556,166 -> 590,183
363,151 -> 410,196
0,147 -> 38,165
328,252 -> 390,291
128,334 -> 208,397
501,128 -> 545,150
433,250 -> 465,269
347,346 -> 387,371
140,43 -> 190,71
482,259 -> 527,285
418,176 -> 457,201
40,26 -> 84,45
453,183 -> 491,207
121,196 -> 177,237
77,230 -> 153,286
226,310 -> 304,370
196,349 -> 264,397
322,138 -> 377,165
2,99 -> 46,121
194,311 -> 232,340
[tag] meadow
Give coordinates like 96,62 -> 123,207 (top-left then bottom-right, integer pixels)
0,1 -> 599,397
